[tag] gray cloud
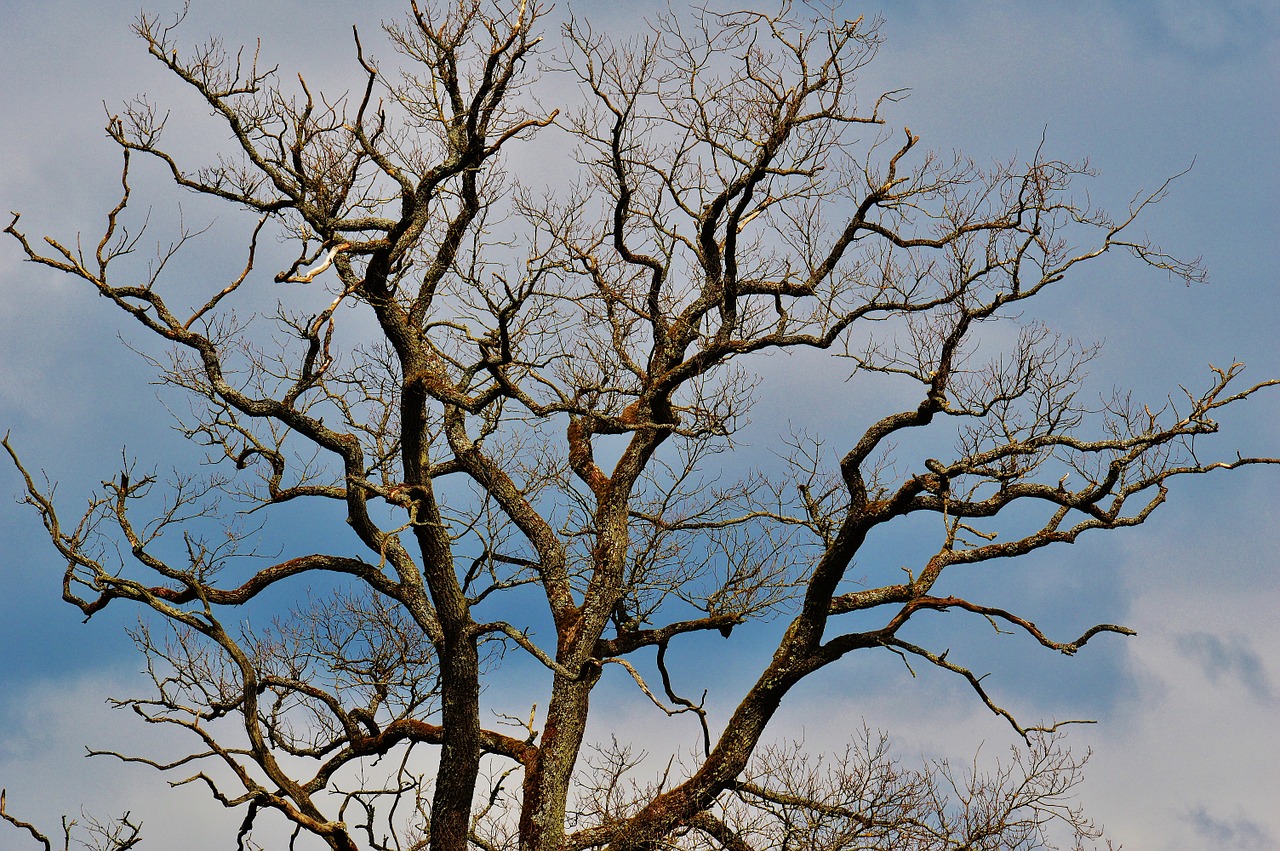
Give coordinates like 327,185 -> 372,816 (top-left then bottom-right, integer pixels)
1175,631 -> 1274,702
1186,805 -> 1276,850
1121,0 -> 1280,60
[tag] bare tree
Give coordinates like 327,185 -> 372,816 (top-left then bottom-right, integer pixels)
1,790 -> 141,851
2,2 -> 1272,850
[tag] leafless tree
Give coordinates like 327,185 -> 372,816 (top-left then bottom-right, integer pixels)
1,790 -> 141,851
3,2 -> 1273,850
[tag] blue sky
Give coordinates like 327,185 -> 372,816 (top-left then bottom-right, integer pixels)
1,1 -> 1277,848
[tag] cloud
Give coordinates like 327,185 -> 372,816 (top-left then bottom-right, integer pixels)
1070,551 -> 1280,850
0,671 -> 228,843
1175,631 -> 1273,701
1184,806 -> 1276,850
0,669 -> 329,848
1120,0 -> 1280,60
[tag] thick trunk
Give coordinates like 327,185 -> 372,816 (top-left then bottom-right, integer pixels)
417,516 -> 480,851
519,671 -> 600,851
521,501 -> 632,851
431,631 -> 482,851
404,379 -> 482,851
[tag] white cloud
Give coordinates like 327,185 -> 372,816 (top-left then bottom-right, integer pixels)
0,671 -> 238,846
1073,538 -> 1280,851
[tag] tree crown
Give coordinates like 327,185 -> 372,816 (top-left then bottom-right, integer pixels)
3,3 -> 1275,850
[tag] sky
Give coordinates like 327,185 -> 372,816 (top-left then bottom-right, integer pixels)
1,1 -> 1278,849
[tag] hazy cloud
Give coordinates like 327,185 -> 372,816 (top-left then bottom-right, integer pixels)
1122,0 -> 1280,60
1185,805 -> 1276,850
1175,631 -> 1273,701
